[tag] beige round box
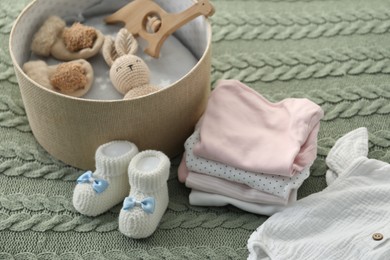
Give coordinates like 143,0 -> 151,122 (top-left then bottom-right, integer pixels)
10,0 -> 212,170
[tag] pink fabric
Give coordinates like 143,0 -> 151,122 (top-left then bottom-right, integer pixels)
193,80 -> 324,176
178,153 -> 188,183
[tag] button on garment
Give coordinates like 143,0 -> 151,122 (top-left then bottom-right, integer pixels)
372,233 -> 383,241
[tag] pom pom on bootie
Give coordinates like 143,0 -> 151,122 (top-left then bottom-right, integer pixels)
119,150 -> 170,238
73,141 -> 139,216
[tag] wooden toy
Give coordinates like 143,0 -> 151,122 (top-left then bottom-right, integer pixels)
105,0 -> 215,58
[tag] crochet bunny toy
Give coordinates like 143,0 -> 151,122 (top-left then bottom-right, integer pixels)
102,28 -> 160,99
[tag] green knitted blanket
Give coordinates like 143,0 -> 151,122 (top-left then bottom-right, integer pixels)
1,0 -> 390,259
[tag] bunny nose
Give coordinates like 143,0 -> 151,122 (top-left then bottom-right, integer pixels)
128,64 -> 134,71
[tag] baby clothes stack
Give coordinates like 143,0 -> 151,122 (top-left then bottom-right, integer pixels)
178,80 -> 324,215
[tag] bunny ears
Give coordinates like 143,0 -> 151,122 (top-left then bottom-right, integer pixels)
25,26 -> 152,98
102,29 -> 139,67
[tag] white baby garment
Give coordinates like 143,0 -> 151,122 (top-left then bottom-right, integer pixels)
248,128 -> 390,260
189,189 -> 296,216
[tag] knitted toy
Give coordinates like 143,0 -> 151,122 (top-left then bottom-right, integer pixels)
31,16 -> 104,61
23,59 -> 93,97
102,28 -> 160,99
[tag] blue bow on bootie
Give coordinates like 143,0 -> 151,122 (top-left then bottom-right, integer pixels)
76,171 -> 109,194
122,196 -> 155,214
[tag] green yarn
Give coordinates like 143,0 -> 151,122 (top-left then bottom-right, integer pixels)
0,247 -> 248,260
211,11 -> 390,42
0,95 -> 30,132
2,0 -> 390,258
211,48 -> 390,83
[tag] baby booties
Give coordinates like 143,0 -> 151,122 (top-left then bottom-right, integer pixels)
119,150 -> 170,238
73,141 -> 138,216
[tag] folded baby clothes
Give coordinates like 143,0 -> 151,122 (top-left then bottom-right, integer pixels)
189,189 -> 296,216
194,80 -> 324,176
183,129 -> 310,199
248,128 -> 390,259
186,171 -> 296,206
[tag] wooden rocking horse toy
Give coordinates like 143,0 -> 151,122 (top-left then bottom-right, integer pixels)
104,0 -> 215,58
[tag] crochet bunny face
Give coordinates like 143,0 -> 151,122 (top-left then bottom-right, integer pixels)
110,55 -> 150,94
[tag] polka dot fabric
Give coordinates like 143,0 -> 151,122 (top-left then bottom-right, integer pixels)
185,130 -> 311,199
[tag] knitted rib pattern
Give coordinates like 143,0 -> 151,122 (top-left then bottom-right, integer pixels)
2,0 -> 390,258
119,150 -> 170,238
72,141 -> 138,216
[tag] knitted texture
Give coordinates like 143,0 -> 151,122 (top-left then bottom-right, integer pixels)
106,28 -> 160,99
123,84 -> 160,99
109,52 -> 160,99
73,141 -> 138,216
119,150 -> 170,238
2,0 -> 390,258
94,141 -> 139,177
110,55 -> 150,94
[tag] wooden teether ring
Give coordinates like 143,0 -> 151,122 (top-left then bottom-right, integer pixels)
104,0 -> 215,58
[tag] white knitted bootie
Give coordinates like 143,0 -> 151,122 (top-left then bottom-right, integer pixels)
73,141 -> 139,216
119,150 -> 170,239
